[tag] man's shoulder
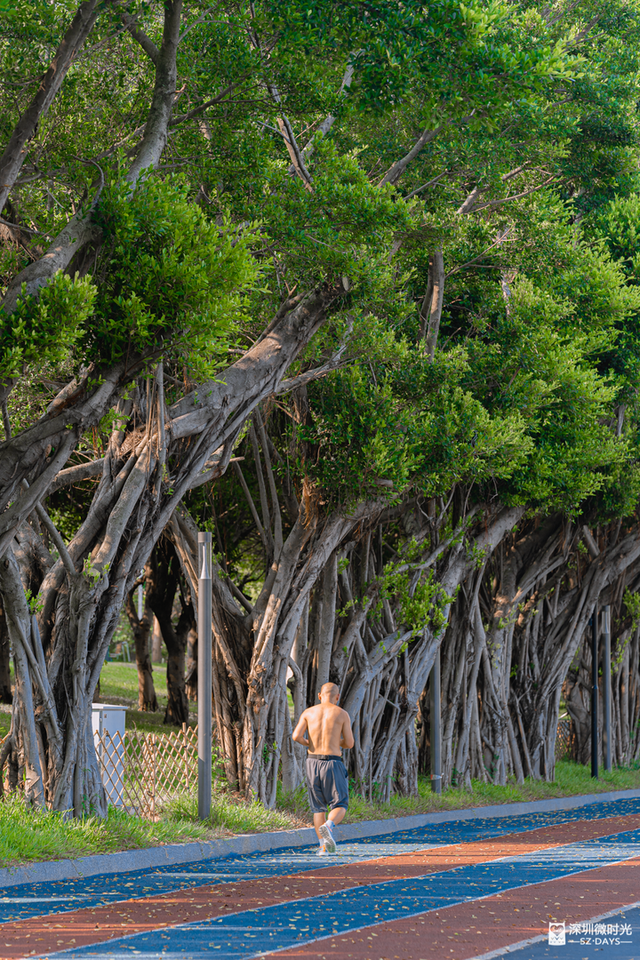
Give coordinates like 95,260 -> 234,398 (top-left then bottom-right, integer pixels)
327,703 -> 349,720
302,704 -> 321,718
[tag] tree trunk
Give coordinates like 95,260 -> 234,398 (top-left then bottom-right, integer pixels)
185,626 -> 197,700
0,274 -> 340,813
152,617 -> 163,663
145,537 -> 191,727
171,416 -> 524,806
0,600 -> 12,704
163,603 -> 192,727
124,590 -> 157,712
565,590 -> 640,768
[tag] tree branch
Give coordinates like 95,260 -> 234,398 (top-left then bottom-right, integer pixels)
425,249 -> 444,359
0,0 -> 104,213
469,176 -> 561,214
18,477 -> 75,576
379,125 -> 446,187
249,424 -> 275,556
404,169 -> 452,200
276,347 -> 348,394
276,115 -> 313,187
116,3 -> 160,64
49,458 -> 105,494
169,79 -> 247,127
445,227 -> 511,278
233,460 -> 270,551
254,409 -> 283,556
285,59 -> 356,177
1,400 -> 11,440
33,502 -> 76,578
127,0 -> 183,184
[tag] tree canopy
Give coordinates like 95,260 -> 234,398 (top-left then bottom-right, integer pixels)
2,0 -> 640,809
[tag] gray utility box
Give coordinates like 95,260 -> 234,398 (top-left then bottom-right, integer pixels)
92,703 -> 126,806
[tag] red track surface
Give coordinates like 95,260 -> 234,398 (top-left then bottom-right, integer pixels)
271,856 -> 640,960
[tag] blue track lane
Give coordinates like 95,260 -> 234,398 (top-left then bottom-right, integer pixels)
37,826 -> 640,960
2,798 -> 639,926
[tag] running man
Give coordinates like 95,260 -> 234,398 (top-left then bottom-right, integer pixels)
292,682 -> 355,855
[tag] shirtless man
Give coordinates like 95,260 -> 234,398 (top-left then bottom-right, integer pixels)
292,682 -> 355,855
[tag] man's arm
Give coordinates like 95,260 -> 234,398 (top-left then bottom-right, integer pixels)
292,711 -> 310,747
340,709 -> 355,749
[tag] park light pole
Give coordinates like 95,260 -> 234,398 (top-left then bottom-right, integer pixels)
197,531 -> 212,820
602,605 -> 612,772
591,609 -> 598,779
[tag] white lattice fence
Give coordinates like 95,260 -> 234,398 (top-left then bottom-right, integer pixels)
94,724 -> 202,817
555,717 -> 574,761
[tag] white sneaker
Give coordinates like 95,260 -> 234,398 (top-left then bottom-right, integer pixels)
317,843 -> 329,857
319,822 -> 337,854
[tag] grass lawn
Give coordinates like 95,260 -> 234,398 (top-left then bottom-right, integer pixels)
0,789 -> 310,870
349,761 -> 640,819
276,761 -> 640,825
97,662 -> 197,735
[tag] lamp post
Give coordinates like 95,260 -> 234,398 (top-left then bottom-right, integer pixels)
591,610 -> 598,780
197,532 -> 212,820
602,605 -> 611,772
430,647 -> 442,794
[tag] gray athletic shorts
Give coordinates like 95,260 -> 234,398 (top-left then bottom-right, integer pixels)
306,755 -> 349,813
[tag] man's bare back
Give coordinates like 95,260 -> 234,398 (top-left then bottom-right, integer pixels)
293,700 -> 354,756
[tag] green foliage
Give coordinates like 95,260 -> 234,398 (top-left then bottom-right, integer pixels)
4,0 -> 640,672
0,273 -> 95,378
269,0 -> 579,120
623,589 -> 640,632
90,176 -> 260,379
1,175 -> 261,388
597,195 -> 640,282
377,563 -> 456,637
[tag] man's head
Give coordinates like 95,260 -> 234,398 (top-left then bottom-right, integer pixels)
319,682 -> 340,704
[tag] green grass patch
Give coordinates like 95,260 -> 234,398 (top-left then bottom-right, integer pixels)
0,788 -> 308,869
97,662 -> 197,735
165,790 -> 308,836
277,761 -> 640,823
0,795 -> 215,869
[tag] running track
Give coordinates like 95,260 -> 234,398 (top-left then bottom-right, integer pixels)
1,798 -> 640,960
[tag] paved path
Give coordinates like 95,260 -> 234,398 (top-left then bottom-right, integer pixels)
1,798 -> 639,960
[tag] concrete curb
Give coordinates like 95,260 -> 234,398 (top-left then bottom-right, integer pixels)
1,787 -> 639,890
